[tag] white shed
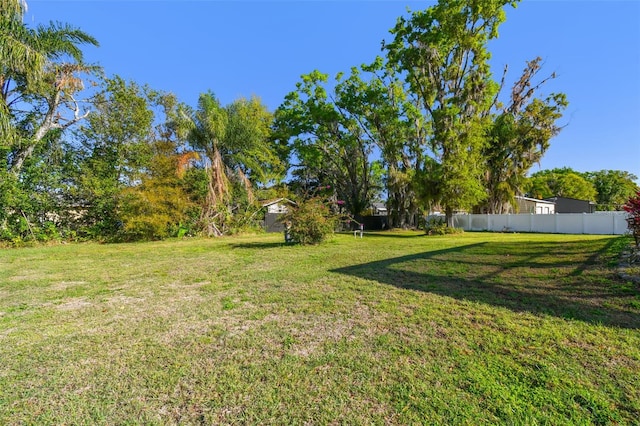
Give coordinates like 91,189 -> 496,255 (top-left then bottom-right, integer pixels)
514,196 -> 555,214
261,198 -> 297,232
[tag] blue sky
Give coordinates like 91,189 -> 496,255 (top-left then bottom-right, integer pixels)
28,0 -> 640,182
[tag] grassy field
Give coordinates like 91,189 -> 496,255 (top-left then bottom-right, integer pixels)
1,231 -> 639,424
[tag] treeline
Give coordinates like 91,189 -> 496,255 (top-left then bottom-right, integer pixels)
1,0 -> 637,244
527,168 -> 638,211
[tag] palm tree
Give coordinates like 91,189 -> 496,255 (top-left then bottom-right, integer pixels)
0,0 -> 39,76
0,0 -> 99,172
177,92 -> 281,236
1,0 -> 35,142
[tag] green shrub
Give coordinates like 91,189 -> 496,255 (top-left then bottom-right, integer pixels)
118,181 -> 196,241
282,198 -> 338,245
424,216 -> 464,236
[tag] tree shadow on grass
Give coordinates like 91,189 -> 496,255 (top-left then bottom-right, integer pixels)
359,231 -> 426,239
229,242 -> 288,250
331,239 -> 640,329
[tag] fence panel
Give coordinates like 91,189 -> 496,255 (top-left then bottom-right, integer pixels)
587,214 -> 619,235
533,215 -> 557,234
508,214 -> 532,232
470,215 -> 489,231
454,212 -> 629,235
490,214 -> 510,231
452,215 -> 469,229
555,214 -> 583,234
614,215 -> 630,235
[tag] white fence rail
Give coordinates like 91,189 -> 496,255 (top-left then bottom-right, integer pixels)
453,212 -> 630,235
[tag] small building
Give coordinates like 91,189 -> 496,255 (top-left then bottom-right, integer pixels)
514,196 -> 556,214
359,202 -> 389,230
261,198 -> 296,233
371,202 -> 388,216
543,196 -> 596,214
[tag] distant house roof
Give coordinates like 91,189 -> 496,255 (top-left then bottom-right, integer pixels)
260,198 -> 296,208
543,196 -> 596,205
371,202 -> 388,216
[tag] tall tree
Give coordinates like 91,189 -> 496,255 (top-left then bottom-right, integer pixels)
385,0 -> 517,225
483,58 -> 567,213
117,89 -> 201,241
1,0 -> 99,241
334,58 -> 425,227
73,76 -> 154,238
274,70 -> 383,219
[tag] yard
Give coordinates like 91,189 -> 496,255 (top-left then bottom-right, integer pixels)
1,231 -> 639,424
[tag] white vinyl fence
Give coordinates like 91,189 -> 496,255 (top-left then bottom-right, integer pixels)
453,212 -> 630,235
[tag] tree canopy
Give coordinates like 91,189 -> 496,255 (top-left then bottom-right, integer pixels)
384,0 -> 517,224
2,0 -> 637,245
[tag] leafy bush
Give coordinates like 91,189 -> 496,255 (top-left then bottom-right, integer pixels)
282,198 -> 338,245
118,182 -> 196,241
424,216 -> 464,236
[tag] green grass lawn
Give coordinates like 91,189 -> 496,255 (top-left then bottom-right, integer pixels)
1,231 -> 639,424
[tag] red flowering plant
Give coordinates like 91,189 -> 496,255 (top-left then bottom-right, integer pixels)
623,189 -> 640,247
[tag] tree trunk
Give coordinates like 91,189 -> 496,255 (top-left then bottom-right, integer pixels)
10,89 -> 87,174
445,206 -> 454,228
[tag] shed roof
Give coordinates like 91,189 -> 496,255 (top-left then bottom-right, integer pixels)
260,198 -> 297,208
515,196 -> 556,205
543,196 -> 596,205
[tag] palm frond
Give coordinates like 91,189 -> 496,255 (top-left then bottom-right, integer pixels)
0,17 -> 45,75
0,0 -> 26,20
34,22 -> 99,63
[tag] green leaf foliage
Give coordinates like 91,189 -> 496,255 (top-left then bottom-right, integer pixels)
73,76 -> 154,238
178,92 -> 283,236
282,197 -> 339,245
586,170 -> 639,211
385,0 -> 520,224
527,168 -> 597,201
274,68 -> 388,218
483,58 -> 568,213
